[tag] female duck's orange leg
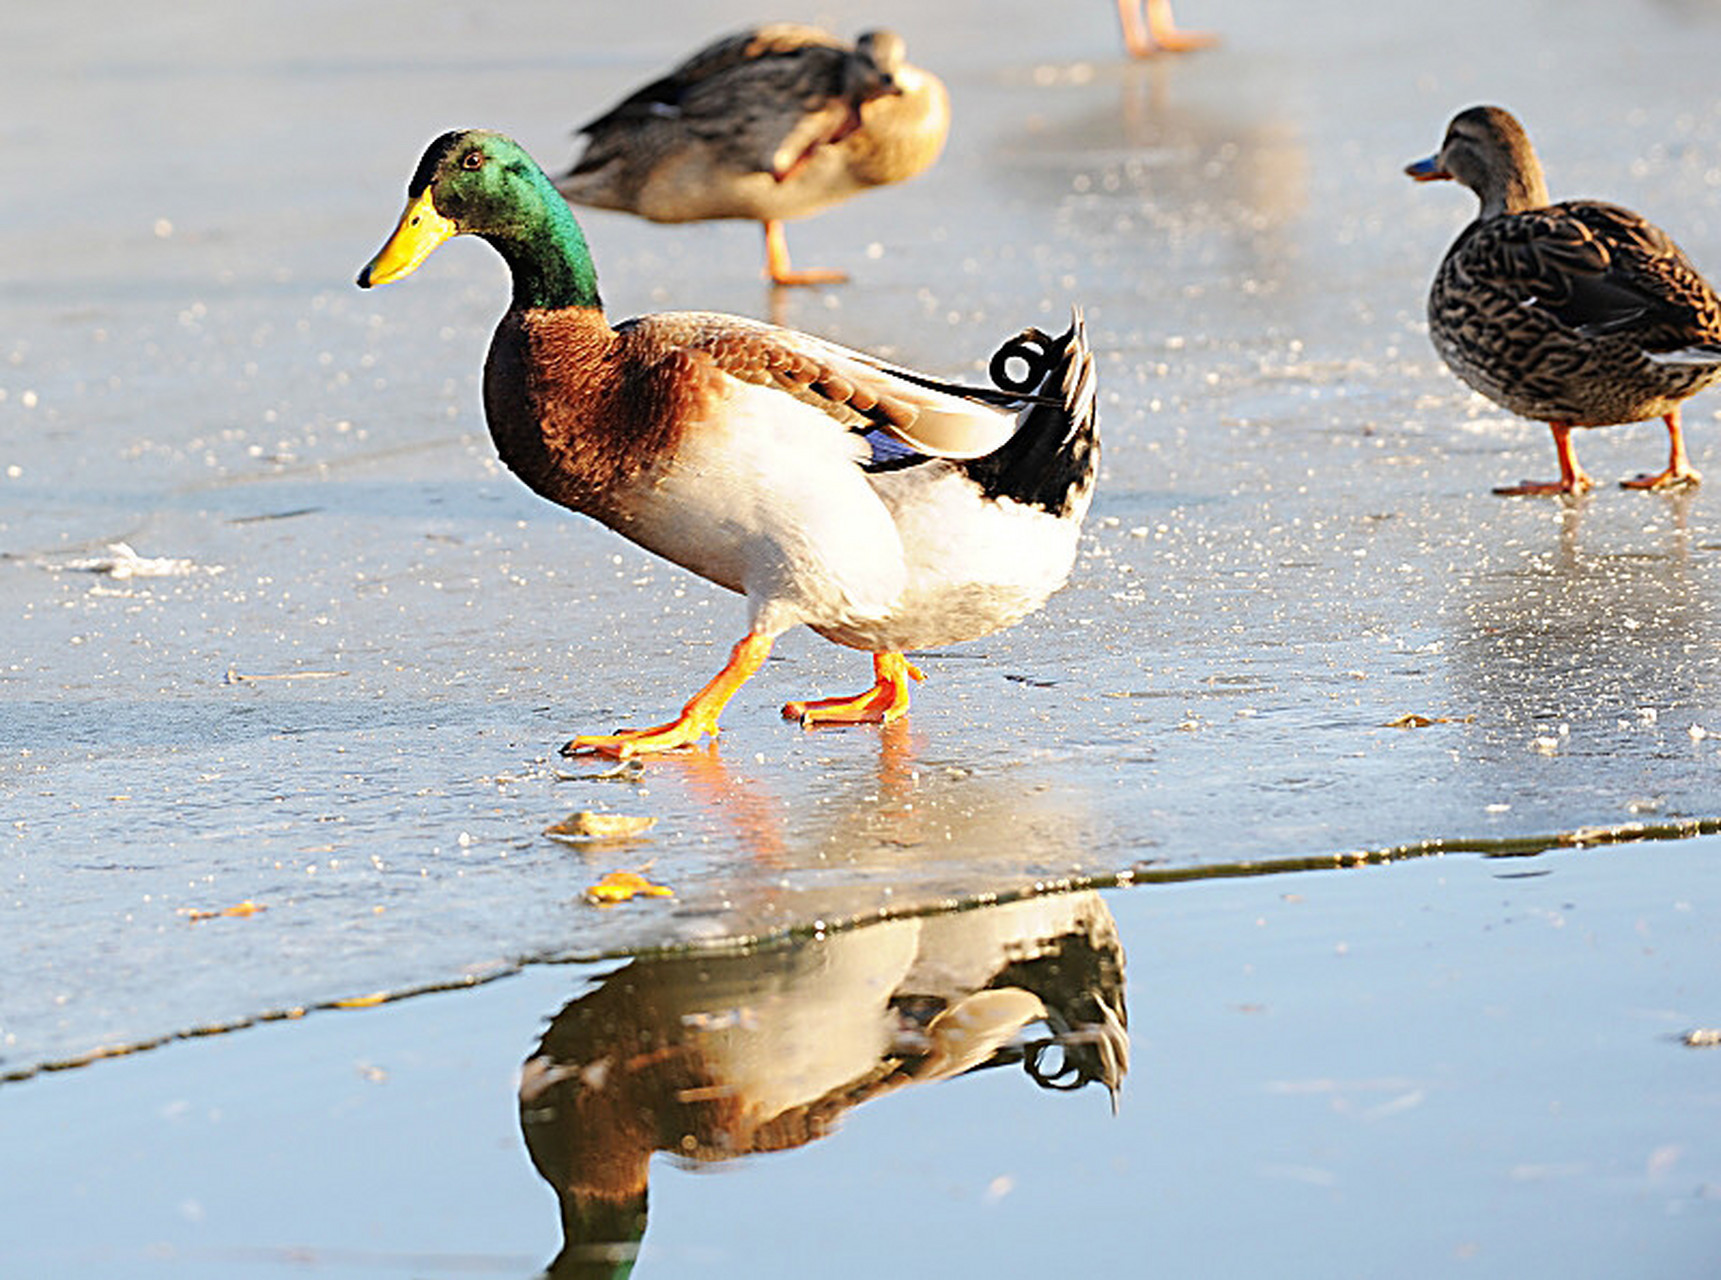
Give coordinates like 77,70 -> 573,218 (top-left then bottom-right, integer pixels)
564,633 -> 774,759
762,219 -> 847,288
782,652 -> 925,728
1494,421 -> 1595,496
1622,409 -> 1703,490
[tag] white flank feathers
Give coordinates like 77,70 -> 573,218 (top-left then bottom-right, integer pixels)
1646,346 -> 1721,368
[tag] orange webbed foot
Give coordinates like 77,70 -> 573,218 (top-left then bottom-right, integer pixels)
1492,474 -> 1594,497
782,652 -> 925,728
1497,422 -> 1593,496
1621,465 -> 1701,491
769,267 -> 850,288
1120,0 -> 1220,55
762,219 -> 847,288
561,634 -> 773,760
1130,27 -> 1219,54
563,717 -> 717,760
1624,412 -> 1702,490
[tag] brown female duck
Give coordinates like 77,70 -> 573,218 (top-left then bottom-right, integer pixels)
555,25 -> 949,287
1407,105 -> 1721,495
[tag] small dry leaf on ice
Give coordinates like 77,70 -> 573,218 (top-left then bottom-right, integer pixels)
335,992 -> 390,1009
1384,713 -> 1476,729
181,899 -> 266,922
545,811 -> 657,841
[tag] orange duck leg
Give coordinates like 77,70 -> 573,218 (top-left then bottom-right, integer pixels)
1118,0 -> 1219,56
782,652 -> 925,727
1621,408 -> 1703,490
564,634 -> 774,759
763,219 -> 848,288
1494,421 -> 1596,496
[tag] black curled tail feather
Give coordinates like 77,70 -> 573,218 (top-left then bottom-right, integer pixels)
961,310 -> 1098,517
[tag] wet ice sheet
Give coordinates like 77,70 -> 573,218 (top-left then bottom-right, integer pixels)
7,0 -> 1721,1078
5,843 -> 1718,1278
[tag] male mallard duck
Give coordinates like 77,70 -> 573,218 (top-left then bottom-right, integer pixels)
357,130 -> 1096,759
1407,105 -> 1721,495
1116,0 -> 1218,56
554,24 -> 949,287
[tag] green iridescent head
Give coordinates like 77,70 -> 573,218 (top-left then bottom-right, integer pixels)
357,129 -> 601,311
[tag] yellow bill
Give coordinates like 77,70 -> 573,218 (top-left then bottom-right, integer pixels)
356,189 -> 456,288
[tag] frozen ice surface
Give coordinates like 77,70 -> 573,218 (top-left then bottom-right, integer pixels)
6,0 -> 1721,1083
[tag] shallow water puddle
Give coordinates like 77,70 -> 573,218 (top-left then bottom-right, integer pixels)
5,834 -> 1718,1277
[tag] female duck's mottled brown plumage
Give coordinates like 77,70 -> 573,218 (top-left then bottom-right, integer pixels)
555,24 -> 949,286
1407,104 -> 1721,494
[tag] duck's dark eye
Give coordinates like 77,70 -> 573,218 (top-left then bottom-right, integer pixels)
461,150 -> 484,171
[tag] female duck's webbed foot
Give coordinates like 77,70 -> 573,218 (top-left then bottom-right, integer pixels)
563,634 -> 773,759
1494,421 -> 1595,496
1623,464 -> 1702,490
1622,410 -> 1702,490
1494,475 -> 1594,496
782,652 -> 924,727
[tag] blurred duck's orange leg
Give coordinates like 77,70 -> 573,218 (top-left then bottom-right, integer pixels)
763,219 -> 847,287
1119,0 -> 1219,55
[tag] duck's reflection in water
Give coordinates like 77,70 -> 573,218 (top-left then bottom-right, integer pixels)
519,891 -> 1127,1278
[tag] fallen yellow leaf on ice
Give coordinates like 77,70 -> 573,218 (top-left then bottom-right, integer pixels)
182,899 -> 266,922
585,869 -> 675,907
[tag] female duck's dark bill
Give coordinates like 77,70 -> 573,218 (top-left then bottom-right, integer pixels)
1404,155 -> 1451,182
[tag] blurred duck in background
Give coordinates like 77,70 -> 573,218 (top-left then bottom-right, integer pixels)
1408,105 -> 1721,495
555,24 -> 949,286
